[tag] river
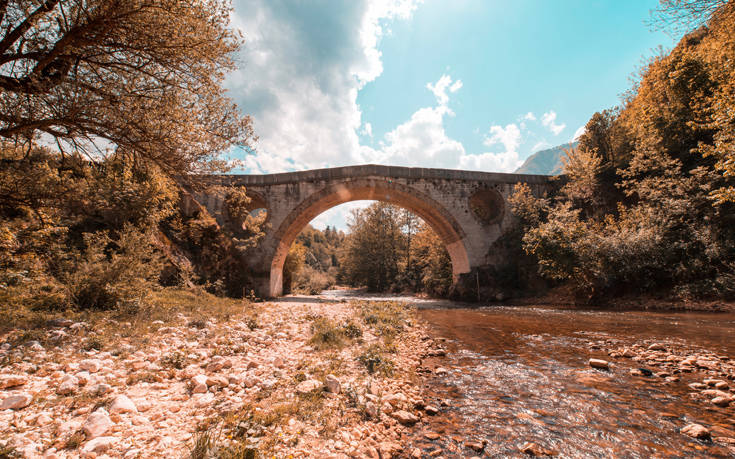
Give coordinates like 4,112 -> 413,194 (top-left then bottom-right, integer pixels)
319,289 -> 735,458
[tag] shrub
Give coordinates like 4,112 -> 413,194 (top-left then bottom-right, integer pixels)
358,344 -> 394,376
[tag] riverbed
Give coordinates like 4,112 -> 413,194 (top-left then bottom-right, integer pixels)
320,290 -> 735,458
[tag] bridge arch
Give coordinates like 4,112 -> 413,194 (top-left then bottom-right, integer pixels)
268,178 -> 470,297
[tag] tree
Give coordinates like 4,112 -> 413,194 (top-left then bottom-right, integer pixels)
0,0 -> 254,177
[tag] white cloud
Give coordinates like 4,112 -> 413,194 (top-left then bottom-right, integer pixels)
572,124 -> 586,141
426,74 -> 463,106
523,112 -> 536,121
361,122 -> 373,138
483,124 -> 521,153
227,0 -> 423,173
541,110 -> 566,136
310,201 -> 372,230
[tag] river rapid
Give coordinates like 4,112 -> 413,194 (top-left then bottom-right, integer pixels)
320,290 -> 735,458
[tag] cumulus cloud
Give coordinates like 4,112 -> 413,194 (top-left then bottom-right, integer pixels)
523,112 -> 536,121
227,0 -> 422,173
541,110 -> 566,136
361,122 -> 373,138
358,74 -> 468,170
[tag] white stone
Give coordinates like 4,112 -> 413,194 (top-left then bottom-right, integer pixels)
81,436 -> 116,454
79,359 -> 102,373
109,395 -> 137,414
57,375 -> 79,395
83,409 -> 113,438
295,379 -> 323,394
0,374 -> 28,389
589,359 -> 610,370
190,374 -> 208,394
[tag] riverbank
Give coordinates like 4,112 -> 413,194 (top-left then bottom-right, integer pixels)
0,289 -> 441,458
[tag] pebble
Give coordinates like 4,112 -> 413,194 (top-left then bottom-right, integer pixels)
295,379 -> 323,394
325,374 -> 341,394
81,436 -> 116,454
79,359 -> 102,373
57,374 -> 80,395
109,395 -> 138,414
681,423 -> 711,440
83,409 -> 113,438
390,410 -> 419,426
588,359 -> 610,370
190,375 -> 208,394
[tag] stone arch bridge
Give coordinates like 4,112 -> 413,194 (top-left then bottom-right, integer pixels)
188,165 -> 554,298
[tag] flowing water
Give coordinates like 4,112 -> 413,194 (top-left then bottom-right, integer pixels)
320,290 -> 735,458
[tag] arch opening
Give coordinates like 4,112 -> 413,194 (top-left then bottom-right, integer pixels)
268,179 -> 470,297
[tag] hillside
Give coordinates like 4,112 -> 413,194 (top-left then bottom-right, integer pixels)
514,142 -> 577,175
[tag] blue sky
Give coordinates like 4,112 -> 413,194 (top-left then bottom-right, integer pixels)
226,0 -> 674,230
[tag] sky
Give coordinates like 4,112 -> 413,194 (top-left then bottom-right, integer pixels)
225,0 -> 675,230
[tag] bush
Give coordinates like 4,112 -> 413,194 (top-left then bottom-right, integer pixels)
63,226 -> 162,310
291,265 -> 335,295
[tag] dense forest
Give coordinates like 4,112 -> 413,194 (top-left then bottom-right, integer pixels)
511,0 -> 735,302
283,203 -> 452,297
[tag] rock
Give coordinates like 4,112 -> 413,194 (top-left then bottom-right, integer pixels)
630,368 -> 653,377
425,405 -> 439,415
35,413 -> 53,426
365,401 -> 378,419
681,423 -> 711,440
1,393 -> 32,410
109,395 -> 137,414
89,383 -> 112,395
520,442 -> 553,456
206,375 -> 229,388
325,374 -> 341,394
390,410 -> 419,426
648,343 -> 666,351
712,396 -> 731,407
194,392 -> 215,407
242,375 -> 258,388
57,375 -> 80,395
295,379 -> 323,394
190,374 -> 208,394
465,441 -> 484,452
689,382 -> 707,390
425,432 -> 440,440
83,409 -> 113,438
705,379 -> 726,387
715,381 -> 730,390
588,359 -> 610,370
385,392 -> 408,407
0,374 -> 28,389
81,436 -> 116,454
79,359 -> 102,373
